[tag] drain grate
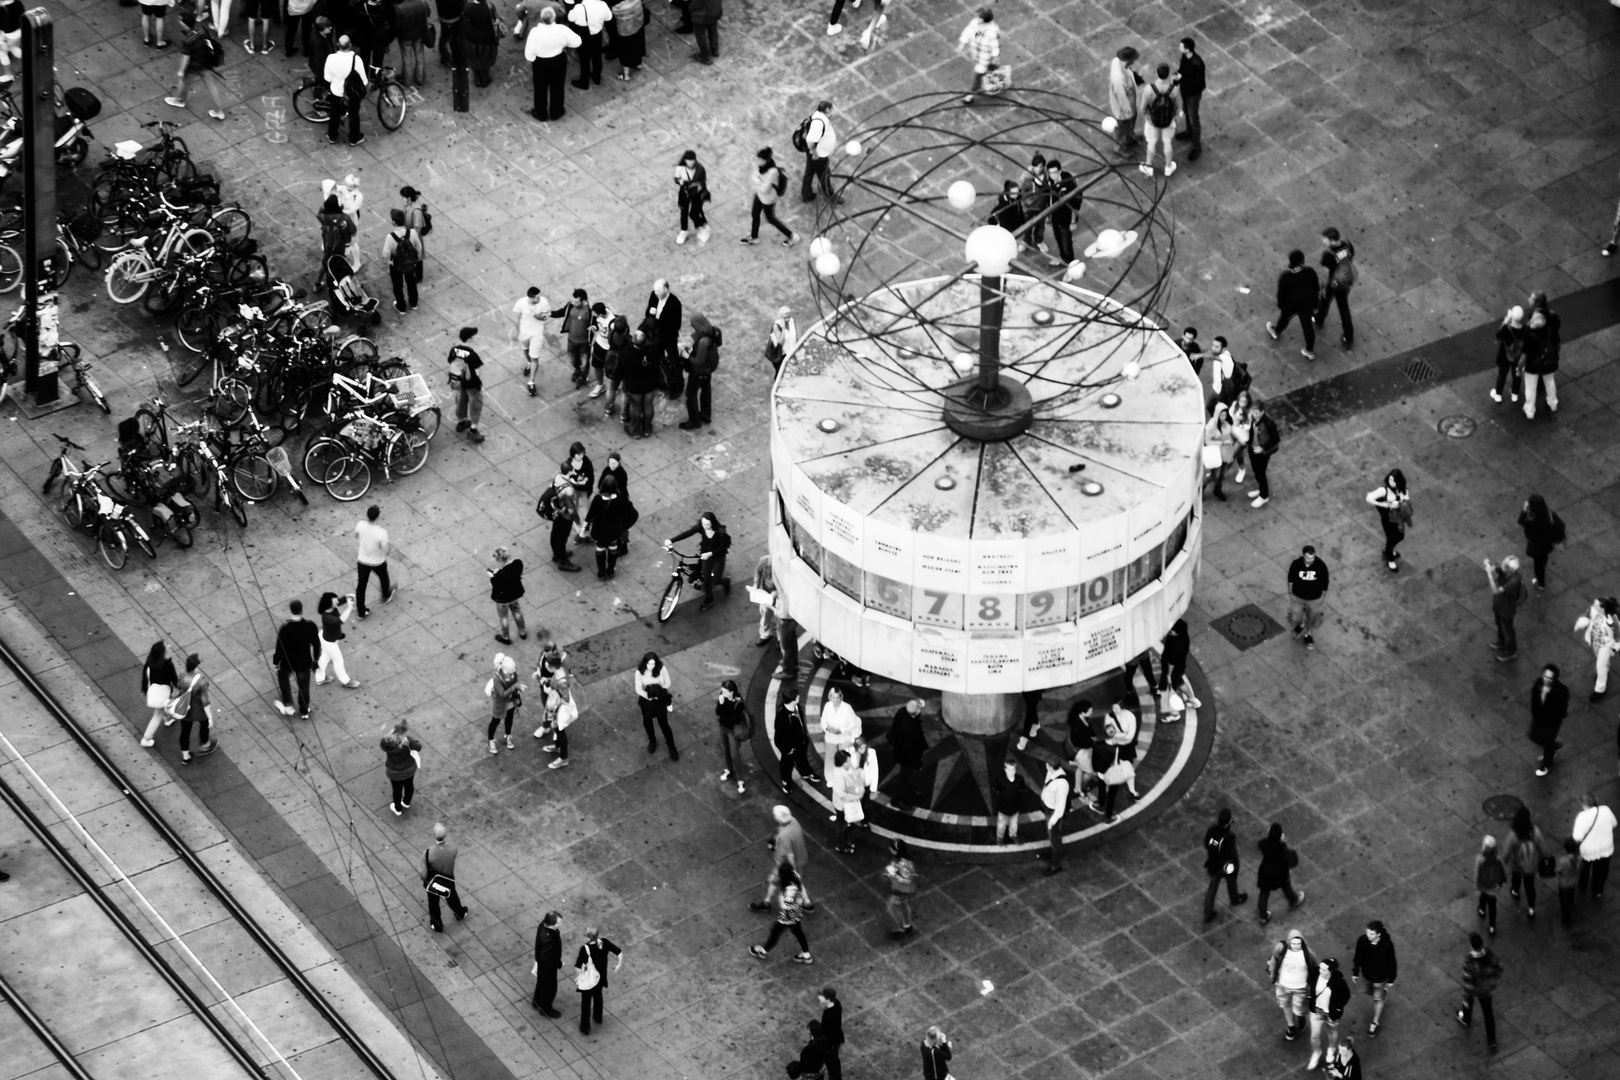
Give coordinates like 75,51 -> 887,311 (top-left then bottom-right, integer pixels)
1210,604 -> 1286,652
1483,794 -> 1524,821
1401,356 -> 1438,383
1438,415 -> 1476,438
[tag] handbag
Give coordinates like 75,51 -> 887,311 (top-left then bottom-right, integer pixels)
576,961 -> 600,991
145,682 -> 172,709
423,850 -> 454,896
1285,846 -> 1300,869
1201,444 -> 1223,470
980,64 -> 1012,94
165,673 -> 200,720
1537,854 -> 1556,879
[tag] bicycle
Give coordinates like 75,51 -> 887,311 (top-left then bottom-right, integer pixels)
103,215 -> 216,303
303,409 -> 430,501
227,408 -> 306,505
294,67 -> 409,131
45,441 -> 157,568
0,311 -> 108,414
657,546 -> 710,622
167,418 -> 249,527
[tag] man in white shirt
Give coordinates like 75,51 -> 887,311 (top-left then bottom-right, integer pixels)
800,101 -> 836,204
524,8 -> 580,121
1575,792 -> 1617,899
354,504 -> 394,617
1038,763 -> 1069,876
322,34 -> 368,146
566,0 -> 611,88
512,286 -> 550,394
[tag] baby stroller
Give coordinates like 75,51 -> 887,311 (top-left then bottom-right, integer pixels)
324,254 -> 382,325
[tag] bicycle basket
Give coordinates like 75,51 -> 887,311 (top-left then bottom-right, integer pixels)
266,446 -> 292,478
385,373 -> 435,415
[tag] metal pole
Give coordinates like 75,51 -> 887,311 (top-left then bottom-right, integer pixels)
977,274 -> 1003,395
20,8 -> 56,403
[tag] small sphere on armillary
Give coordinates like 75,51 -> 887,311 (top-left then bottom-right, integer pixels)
808,236 -> 832,259
814,251 -> 842,277
844,139 -> 863,157
946,180 -> 976,210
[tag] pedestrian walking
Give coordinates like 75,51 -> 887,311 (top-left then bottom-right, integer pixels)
1244,396 -> 1278,508
921,1026 -> 952,1080
1172,37 -> 1204,158
165,7 -> 230,120
672,150 -> 711,245
1203,401 -> 1235,501
817,684 -> 860,783
686,0 -> 719,63
139,641 -> 179,748
354,504 -> 394,617
1491,304 -> 1526,404
855,0 -> 891,49
750,863 -> 814,964
393,0 -> 428,83
382,210 -> 422,314
1037,761 -> 1070,875
486,547 -> 528,643
1575,792 -> 1615,898
1286,545 -> 1329,651
1267,249 -> 1321,360
884,839 -> 918,939
1138,62 -> 1180,177
665,511 -> 732,609
172,654 -> 217,765
485,653 -> 524,754
1156,618 -> 1199,712
1107,47 -> 1142,157
313,591 -> 361,689
1365,469 -> 1410,572
1267,929 -> 1315,1041
1517,493 -> 1565,589
524,8 -> 579,120
421,822 -> 469,932
774,689 -> 820,792
634,651 -> 679,760
716,679 -> 751,793
1351,921 -> 1396,1036
448,326 -> 487,444
583,473 -> 636,579
830,749 -> 865,854
742,148 -> 796,246
679,313 -> 721,428
1203,806 -> 1249,921
574,928 -> 623,1033
1604,166 -> 1620,257
539,658 -> 577,769
511,286 -> 551,395
1483,555 -> 1527,661
322,33 -> 367,145
1503,805 -> 1549,918
1306,957 -> 1349,1070
1529,664 -> 1568,777
1575,597 -> 1617,701
1456,933 -> 1502,1053
1522,291 -> 1561,419
817,989 -> 844,1080
1474,834 -> 1506,935
790,1022 -> 828,1079
765,306 -> 797,373
273,599 -> 320,720
1327,1034 -> 1361,1080
610,0 -> 644,78
566,0 -> 610,84
380,719 -> 421,815
1254,822 -> 1304,925
797,101 -> 836,205
752,804 -> 814,912
1556,838 -> 1581,927
1315,228 -> 1356,349
531,911 -> 563,1016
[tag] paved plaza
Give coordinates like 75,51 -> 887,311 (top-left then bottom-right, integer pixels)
2,0 -> 1620,1078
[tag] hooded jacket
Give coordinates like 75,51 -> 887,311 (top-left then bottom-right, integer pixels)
687,314 -> 721,375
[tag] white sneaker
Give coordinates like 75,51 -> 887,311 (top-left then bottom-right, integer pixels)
1490,390 -> 1502,402
548,757 -> 570,769
489,739 -> 499,755
1164,161 -> 1177,176
588,384 -> 604,398
1234,468 -> 1246,482
1251,495 -> 1269,508
860,24 -> 872,48
1139,163 -> 1153,176
505,735 -> 515,749
676,230 -> 689,244
697,227 -> 710,245
314,674 -> 326,684
273,701 -> 293,716
826,21 -> 842,34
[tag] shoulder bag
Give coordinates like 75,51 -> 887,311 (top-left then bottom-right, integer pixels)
423,850 -> 454,897
165,673 -> 200,720
576,956 -> 601,991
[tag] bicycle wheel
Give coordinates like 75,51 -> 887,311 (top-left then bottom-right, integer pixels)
385,429 -> 430,476
134,406 -> 165,454
0,243 -> 22,294
71,234 -> 102,271
80,371 -> 111,415
104,251 -> 152,303
62,489 -> 87,529
60,135 -> 89,171
376,80 -> 407,131
227,253 -> 269,288
223,488 -> 249,527
103,471 -> 141,505
142,275 -> 182,315
293,82 -> 331,123
412,406 -> 441,440
42,458 -> 60,494
98,520 -> 128,569
213,378 -> 252,427
294,306 -> 333,335
175,308 -> 217,354
174,349 -> 212,387
324,454 -> 372,501
230,452 -> 277,502
208,207 -> 252,248
161,512 -> 194,548
658,575 -> 684,622
127,520 -> 158,559
176,446 -> 210,499
48,239 -> 71,288
302,436 -> 347,484
180,228 -> 215,259
375,357 -> 411,382
336,336 -> 379,372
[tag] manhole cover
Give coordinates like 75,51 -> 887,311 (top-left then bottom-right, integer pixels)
1438,415 -> 1476,438
1210,604 -> 1286,652
1401,357 -> 1438,383
1483,795 -> 1524,821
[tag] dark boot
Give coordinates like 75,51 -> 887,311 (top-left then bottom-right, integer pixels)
595,550 -> 609,578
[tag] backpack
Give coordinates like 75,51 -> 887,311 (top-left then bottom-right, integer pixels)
1479,856 -> 1505,890
535,482 -> 559,520
1551,513 -> 1566,545
1146,86 -> 1175,128
887,859 -> 917,895
419,207 -> 434,236
1330,248 -> 1357,288
343,56 -> 367,101
320,214 -> 352,255
202,30 -> 225,66
448,353 -> 466,389
390,229 -> 421,275
791,116 -> 812,154
1230,359 -> 1252,395
773,168 -> 787,196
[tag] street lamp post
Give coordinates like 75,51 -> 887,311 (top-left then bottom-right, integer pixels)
20,8 -> 58,405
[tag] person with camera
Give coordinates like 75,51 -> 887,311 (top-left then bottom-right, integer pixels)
634,651 -> 678,761
920,1026 -> 952,1080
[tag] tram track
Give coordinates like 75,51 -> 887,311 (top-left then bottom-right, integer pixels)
0,967 -> 96,1080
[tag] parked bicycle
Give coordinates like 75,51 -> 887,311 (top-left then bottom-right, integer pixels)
293,67 -> 409,131
0,310 -> 108,414
44,437 -> 157,569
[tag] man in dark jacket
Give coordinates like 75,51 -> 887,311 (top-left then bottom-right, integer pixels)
1043,160 -> 1078,264
790,1020 -> 827,1079
1172,36 -> 1205,157
1286,545 -> 1329,650
774,689 -> 819,792
818,989 -> 844,1080
687,0 -> 720,64
1529,664 -> 1569,776
680,313 -> 720,429
645,279 -> 684,397
1315,227 -> 1356,349
307,15 -> 336,80
1457,933 -> 1502,1052
886,698 -> 926,802
552,289 -> 593,388
619,330 -> 661,439
1157,618 -> 1198,710
273,599 -> 321,720
1202,806 -> 1248,921
1351,920 -> 1397,1036
531,911 -> 562,1016
1266,248 -> 1321,360
435,0 -> 465,64
1246,396 -> 1280,508
1484,555 -> 1527,661
393,0 -> 429,85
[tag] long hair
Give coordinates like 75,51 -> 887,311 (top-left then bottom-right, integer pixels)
145,640 -> 167,672
317,591 -> 338,614
1525,493 -> 1550,525
721,678 -> 740,697
640,651 -> 662,677
1266,822 -> 1283,844
777,862 -> 801,890
700,510 -> 723,532
1385,469 -> 1406,496
1510,804 -> 1534,840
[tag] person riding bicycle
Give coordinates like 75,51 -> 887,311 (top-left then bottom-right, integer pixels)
665,510 -> 732,612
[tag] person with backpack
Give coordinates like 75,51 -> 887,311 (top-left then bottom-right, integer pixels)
1473,834 -> 1506,935
1483,554 -> 1528,661
322,33 -> 368,146
884,839 -> 918,938
448,326 -> 486,444
540,474 -> 582,572
382,209 -> 422,314
680,313 -> 720,429
1138,61 -> 1180,177
1457,933 -> 1503,1052
1364,468 -> 1410,572
798,102 -> 836,204
1315,227 -> 1356,349
165,7 -> 230,120
742,147 -> 796,246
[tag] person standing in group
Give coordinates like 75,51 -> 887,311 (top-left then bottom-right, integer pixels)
583,473 -> 635,579
313,592 -> 361,689
1576,597 -> 1617,702
559,441 -> 595,499
1267,929 -> 1315,1041
884,840 -> 917,939
1556,838 -> 1581,928
165,7 -> 230,121
1107,47 -> 1141,157
322,33 -> 367,145
774,689 -> 820,793
602,452 -> 629,554
141,0 -> 173,49
1365,469 -> 1410,572
566,0 -> 611,85
1203,806 -> 1248,921
1036,762 -> 1070,876
531,911 -> 562,1017
1044,160 -> 1078,264
1306,958 -> 1350,1070
715,680 -> 750,793
382,210 -> 422,315
817,684 -> 860,783
1522,291 -> 1561,419
487,547 -> 528,644
1575,792 -> 1616,898
665,511 -> 732,610
800,101 -> 836,204
1267,248 -> 1321,360
272,599 -> 320,720
888,697 -> 926,802
817,989 -> 845,1080
686,0 -> 719,64
1172,37 -> 1204,159
1517,493 -> 1565,590
1483,554 -> 1527,662
1286,545 -> 1329,651
574,927 -> 623,1034
392,0 -> 429,84
139,641 -> 179,748
645,279 -> 684,396
485,653 -> 523,755
1203,401 -> 1235,501
173,654 -> 217,765
524,8 -> 579,120
610,0 -> 645,78
680,313 -> 721,429
749,863 -> 814,964
1491,304 -> 1526,404
1156,618 -> 1198,712
379,719 -> 421,815
421,822 -> 469,932
634,651 -> 678,760
512,287 -> 550,395
1503,805 -> 1548,919
315,193 -> 353,291
1227,387 -> 1252,482
1138,62 -> 1180,177
1208,338 -> 1248,408
1474,835 -> 1506,935
585,303 -> 614,399
830,749 -> 865,854
436,0 -> 465,65
1245,396 -> 1279,508
742,148 -> 796,247
461,0 -> 498,86
1457,932 -> 1502,1053
546,475 -> 582,572
540,657 -> 577,769
602,316 -> 632,415
1528,664 -> 1568,777
1315,228 -> 1356,350
752,804 -> 814,912
1254,822 -> 1304,925
619,329 -> 660,437
1351,921 -> 1397,1037
448,326 -> 487,443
